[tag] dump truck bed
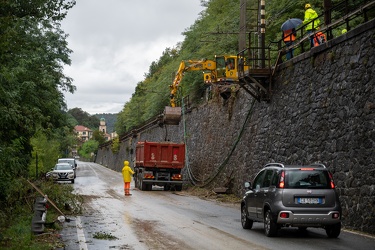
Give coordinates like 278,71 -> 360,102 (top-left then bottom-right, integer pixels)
135,141 -> 185,169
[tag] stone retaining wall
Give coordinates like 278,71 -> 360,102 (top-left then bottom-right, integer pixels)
96,19 -> 375,234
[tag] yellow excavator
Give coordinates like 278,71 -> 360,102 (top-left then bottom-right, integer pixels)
163,55 -> 247,125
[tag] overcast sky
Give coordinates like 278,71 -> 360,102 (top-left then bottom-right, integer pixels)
61,0 -> 205,114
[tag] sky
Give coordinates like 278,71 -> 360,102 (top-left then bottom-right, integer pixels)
61,0 -> 205,115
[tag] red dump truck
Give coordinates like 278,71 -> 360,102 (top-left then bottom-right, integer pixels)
134,141 -> 185,191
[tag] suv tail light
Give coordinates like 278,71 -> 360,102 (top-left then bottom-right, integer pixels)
328,172 -> 335,189
280,212 -> 289,218
279,171 -> 285,188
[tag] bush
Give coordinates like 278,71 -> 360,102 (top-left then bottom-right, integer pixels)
0,178 -> 82,249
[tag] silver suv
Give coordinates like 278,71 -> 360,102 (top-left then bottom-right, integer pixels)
241,163 -> 342,238
58,158 -> 77,178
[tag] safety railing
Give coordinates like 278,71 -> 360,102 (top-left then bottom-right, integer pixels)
270,0 -> 375,64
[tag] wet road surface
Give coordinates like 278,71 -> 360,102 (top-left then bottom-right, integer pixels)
59,161 -> 375,250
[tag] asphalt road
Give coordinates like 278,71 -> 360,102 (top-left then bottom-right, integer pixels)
59,161 -> 375,250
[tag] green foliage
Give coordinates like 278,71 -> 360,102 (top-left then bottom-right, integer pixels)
29,132 -> 60,177
68,108 -> 100,130
0,178 -> 82,249
78,140 -> 99,159
66,112 -> 79,127
0,0 -> 76,199
111,137 -> 120,154
0,2 -> 78,247
92,130 -> 106,145
27,126 -> 77,177
93,231 -> 118,240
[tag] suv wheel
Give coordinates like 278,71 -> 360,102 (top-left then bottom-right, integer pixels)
325,223 -> 341,238
241,205 -> 253,229
264,210 -> 278,237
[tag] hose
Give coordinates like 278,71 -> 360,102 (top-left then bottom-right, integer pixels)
183,95 -> 257,187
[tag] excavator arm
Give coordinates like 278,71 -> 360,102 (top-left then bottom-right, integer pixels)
164,55 -> 243,125
169,59 -> 216,107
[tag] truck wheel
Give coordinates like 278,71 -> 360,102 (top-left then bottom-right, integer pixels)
141,180 -> 147,191
137,173 -> 142,189
146,184 -> 152,191
134,177 -> 138,188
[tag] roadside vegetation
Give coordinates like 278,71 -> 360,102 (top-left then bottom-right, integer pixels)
0,1 -> 82,248
0,178 -> 83,249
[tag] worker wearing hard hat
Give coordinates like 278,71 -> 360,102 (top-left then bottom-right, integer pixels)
122,160 -> 135,196
303,3 -> 320,47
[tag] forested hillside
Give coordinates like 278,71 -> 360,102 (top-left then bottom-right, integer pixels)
114,0 -> 321,135
114,0 -> 368,136
67,108 -> 100,129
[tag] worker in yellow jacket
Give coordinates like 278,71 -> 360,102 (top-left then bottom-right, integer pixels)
303,3 -> 320,48
122,160 -> 135,196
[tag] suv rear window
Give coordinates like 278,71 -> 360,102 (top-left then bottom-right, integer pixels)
285,169 -> 330,189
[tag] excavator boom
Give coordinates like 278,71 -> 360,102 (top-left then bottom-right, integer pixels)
164,55 -> 248,125
169,59 -> 216,107
165,59 -> 216,125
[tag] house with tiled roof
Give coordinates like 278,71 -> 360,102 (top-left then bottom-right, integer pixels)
74,125 -> 93,142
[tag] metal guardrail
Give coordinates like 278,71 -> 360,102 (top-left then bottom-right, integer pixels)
271,0 -> 375,64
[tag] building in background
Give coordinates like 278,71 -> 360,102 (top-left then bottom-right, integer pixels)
99,118 -> 112,141
74,125 -> 93,142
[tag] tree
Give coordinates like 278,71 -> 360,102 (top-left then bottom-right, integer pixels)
0,0 -> 76,200
68,108 -> 100,130
92,130 -> 106,145
79,140 -> 99,160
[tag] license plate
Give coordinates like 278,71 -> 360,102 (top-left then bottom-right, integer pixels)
297,197 -> 322,204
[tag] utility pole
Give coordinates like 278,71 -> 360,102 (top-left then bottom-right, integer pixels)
239,0 -> 247,54
260,0 -> 266,68
324,0 -> 333,40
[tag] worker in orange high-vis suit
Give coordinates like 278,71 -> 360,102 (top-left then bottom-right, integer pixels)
313,31 -> 326,46
282,28 -> 296,60
122,160 -> 135,196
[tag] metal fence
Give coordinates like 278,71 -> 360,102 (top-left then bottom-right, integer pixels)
270,0 -> 375,64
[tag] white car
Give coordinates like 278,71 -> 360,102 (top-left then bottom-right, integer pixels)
48,163 -> 75,183
58,158 -> 77,177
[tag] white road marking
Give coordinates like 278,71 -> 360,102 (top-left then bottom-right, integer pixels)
76,216 -> 88,250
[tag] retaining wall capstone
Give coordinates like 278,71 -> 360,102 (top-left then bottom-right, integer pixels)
96,19 -> 375,234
